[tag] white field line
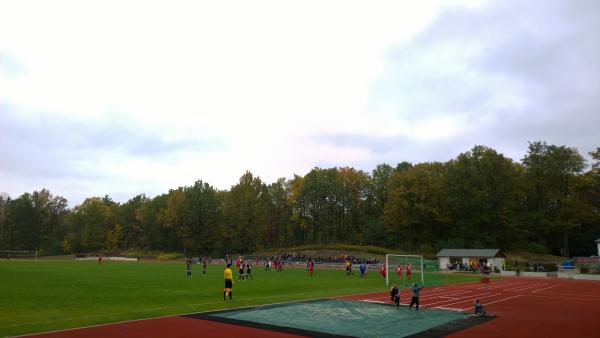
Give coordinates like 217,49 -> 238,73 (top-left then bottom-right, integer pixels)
361,296 -> 394,302
435,306 -> 467,311
499,283 -> 538,292
379,279 -> 525,311
416,290 -> 475,298
419,292 -> 485,306
526,291 -> 600,299
477,279 -> 526,287
405,289 -> 474,298
361,297 -> 388,302
446,279 -> 514,290
3,279 -> 518,337
508,283 -> 546,292
345,284 -> 480,302
530,284 -> 562,293
13,291 -> 373,338
522,294 -> 600,302
456,294 -> 523,311
430,293 -> 501,309
425,293 -> 497,307
420,279 -> 506,292
359,289 -> 473,303
478,281 -> 530,289
358,299 -> 454,308
398,297 -> 445,306
476,281 -> 528,290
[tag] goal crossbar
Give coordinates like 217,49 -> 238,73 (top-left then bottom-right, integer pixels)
385,254 -> 424,287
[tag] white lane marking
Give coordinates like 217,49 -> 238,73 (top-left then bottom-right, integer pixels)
522,294 -> 600,302
457,294 -> 523,311
478,281 -> 528,290
434,307 -> 465,311
427,293 -> 499,307
509,283 -> 546,292
360,289 -> 473,303
503,282 -> 542,291
531,284 -> 562,293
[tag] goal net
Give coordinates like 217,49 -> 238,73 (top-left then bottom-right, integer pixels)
385,254 -> 423,287
0,250 -> 37,259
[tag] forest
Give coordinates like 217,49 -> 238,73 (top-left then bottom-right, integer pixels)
1,141 -> 599,257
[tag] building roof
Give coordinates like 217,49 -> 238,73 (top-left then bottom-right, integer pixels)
436,249 -> 505,258
596,238 -> 600,243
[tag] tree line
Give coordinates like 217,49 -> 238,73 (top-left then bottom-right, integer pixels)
1,141 -> 599,257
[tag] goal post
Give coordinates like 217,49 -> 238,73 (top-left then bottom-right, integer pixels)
385,254 -> 423,287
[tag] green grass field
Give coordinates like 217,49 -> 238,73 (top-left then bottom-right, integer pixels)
0,260 -> 484,337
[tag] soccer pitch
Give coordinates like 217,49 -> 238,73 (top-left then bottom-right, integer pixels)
0,260 -> 483,337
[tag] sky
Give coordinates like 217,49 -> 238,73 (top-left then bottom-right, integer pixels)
1,0 -> 599,206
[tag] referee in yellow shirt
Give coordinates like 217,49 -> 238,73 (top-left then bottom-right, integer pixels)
224,263 -> 234,301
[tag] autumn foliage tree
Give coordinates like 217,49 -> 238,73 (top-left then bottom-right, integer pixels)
1,142 -> 598,257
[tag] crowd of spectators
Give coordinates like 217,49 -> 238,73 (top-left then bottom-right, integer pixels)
447,261 -> 471,271
251,252 -> 379,265
528,261 -> 545,272
447,260 -> 491,273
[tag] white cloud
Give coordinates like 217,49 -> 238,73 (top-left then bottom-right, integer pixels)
0,0 -> 446,203
1,0 -> 597,205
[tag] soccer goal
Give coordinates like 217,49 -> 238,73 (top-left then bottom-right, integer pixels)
385,254 -> 423,287
0,250 -> 37,259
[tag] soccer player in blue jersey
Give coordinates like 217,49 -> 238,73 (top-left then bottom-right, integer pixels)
359,261 -> 367,278
409,283 -> 424,310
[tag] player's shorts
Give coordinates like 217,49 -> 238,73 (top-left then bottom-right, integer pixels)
225,279 -> 233,289
239,269 -> 244,274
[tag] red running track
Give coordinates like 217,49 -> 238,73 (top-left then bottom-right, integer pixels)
20,316 -> 305,338
339,277 -> 600,338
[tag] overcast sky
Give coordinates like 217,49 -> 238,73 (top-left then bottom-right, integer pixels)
1,0 -> 598,206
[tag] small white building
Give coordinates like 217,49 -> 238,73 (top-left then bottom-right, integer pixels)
437,248 -> 506,271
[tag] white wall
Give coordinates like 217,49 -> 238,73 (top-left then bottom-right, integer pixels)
75,257 -> 138,261
491,258 -> 505,271
439,257 -> 450,270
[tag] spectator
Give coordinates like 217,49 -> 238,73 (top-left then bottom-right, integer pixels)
474,299 -> 486,315
408,283 -> 425,311
390,283 -> 400,308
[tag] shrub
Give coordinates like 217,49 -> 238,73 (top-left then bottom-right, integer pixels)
125,249 -> 147,259
580,266 -> 589,274
263,243 -> 433,258
158,252 -> 182,261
